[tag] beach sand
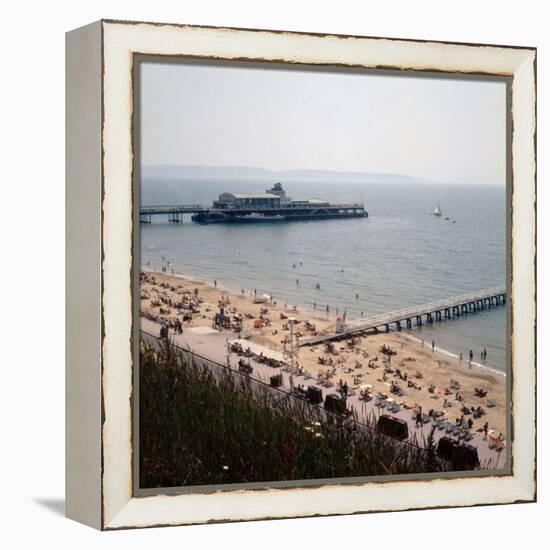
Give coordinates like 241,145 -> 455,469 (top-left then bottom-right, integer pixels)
140,269 -> 507,438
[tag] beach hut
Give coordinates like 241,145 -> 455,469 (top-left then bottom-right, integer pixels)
335,316 -> 346,334
307,386 -> 323,404
436,436 -> 480,470
377,414 -> 409,440
324,393 -> 347,415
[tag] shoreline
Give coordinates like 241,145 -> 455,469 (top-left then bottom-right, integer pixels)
402,333 -> 506,380
143,266 -> 506,380
143,266 -> 335,322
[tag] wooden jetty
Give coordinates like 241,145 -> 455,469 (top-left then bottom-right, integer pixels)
301,287 -> 506,346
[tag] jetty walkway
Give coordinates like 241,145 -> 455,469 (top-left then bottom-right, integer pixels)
139,204 -> 207,224
302,287 -> 506,346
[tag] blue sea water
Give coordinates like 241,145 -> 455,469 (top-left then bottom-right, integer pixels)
140,178 -> 507,373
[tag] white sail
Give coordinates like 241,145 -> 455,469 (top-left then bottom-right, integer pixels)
433,203 -> 442,216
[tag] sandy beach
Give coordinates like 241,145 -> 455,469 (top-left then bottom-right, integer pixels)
140,269 -> 507,439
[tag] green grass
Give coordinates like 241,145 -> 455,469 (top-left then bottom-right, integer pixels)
139,339 -> 450,488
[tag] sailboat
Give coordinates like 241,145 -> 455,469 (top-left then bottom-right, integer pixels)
433,203 -> 442,216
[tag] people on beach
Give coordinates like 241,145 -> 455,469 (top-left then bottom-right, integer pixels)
342,381 -> 348,398
214,280 -> 217,287
415,407 -> 423,428
140,269 -> 505,444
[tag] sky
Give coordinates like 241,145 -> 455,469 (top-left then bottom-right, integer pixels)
139,61 -> 507,185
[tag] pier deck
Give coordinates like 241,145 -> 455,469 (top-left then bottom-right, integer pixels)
302,287 -> 506,346
139,204 -> 207,224
140,203 -> 368,223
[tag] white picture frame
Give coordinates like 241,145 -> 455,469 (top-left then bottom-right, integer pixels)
66,19 -> 536,530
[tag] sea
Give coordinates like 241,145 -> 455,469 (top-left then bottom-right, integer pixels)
140,178 -> 507,375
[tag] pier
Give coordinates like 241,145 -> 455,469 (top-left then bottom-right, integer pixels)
302,287 -> 506,346
140,202 -> 367,224
140,184 -> 367,224
139,204 -> 207,224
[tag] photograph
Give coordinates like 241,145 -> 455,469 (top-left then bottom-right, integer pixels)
136,58 -> 510,490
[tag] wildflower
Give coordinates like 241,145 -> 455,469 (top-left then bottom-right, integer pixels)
315,433 -> 322,438
222,465 -> 229,471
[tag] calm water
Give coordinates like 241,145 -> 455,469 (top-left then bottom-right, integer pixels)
140,178 -> 507,373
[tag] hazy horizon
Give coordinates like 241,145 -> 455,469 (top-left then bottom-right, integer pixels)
141,164 -> 504,186
140,62 -> 507,186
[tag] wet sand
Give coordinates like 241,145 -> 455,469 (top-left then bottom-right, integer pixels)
140,269 -> 507,438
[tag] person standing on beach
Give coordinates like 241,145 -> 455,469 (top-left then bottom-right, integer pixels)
326,305 -> 329,313
214,280 -> 217,288
459,352 -> 463,362
469,349 -> 473,362
415,408 -> 423,428
431,340 -> 435,352
483,421 -> 489,440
